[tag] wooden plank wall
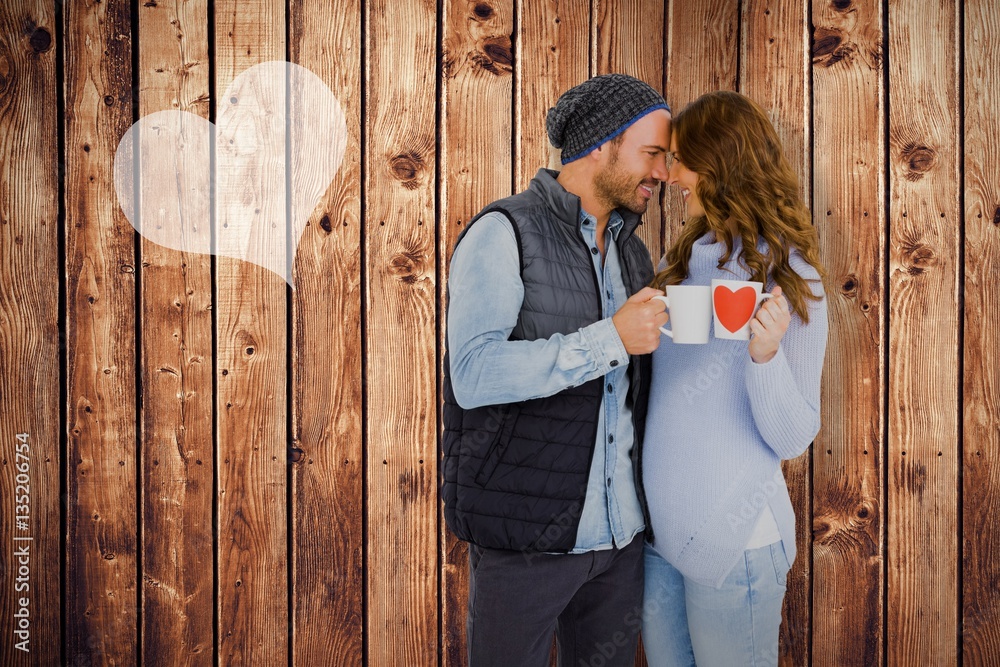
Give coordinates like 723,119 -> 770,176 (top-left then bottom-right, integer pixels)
811,0 -> 886,665
0,1 -> 998,665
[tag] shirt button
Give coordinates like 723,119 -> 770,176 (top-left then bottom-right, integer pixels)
591,247 -> 598,254
609,360 -> 619,367
608,435 -> 614,443
607,383 -> 613,392
607,477 -> 612,486
607,291 -> 612,299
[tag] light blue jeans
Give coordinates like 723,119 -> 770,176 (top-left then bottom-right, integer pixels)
641,541 -> 791,667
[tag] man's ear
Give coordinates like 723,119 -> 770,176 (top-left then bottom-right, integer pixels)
588,143 -> 608,165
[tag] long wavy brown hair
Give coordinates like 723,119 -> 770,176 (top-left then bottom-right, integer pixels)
651,91 -> 825,322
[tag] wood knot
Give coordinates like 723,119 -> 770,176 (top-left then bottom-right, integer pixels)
992,206 -> 999,226
29,26 -> 52,53
0,52 -> 10,94
472,2 -> 493,19
832,0 -> 852,11
289,447 -> 304,463
472,36 -> 513,75
389,249 -> 425,284
900,142 -> 936,181
389,151 -> 425,190
812,519 -> 831,543
900,239 -> 936,276
812,27 -> 854,67
841,274 -> 857,296
319,214 -> 333,233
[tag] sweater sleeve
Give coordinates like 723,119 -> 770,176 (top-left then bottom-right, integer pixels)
744,258 -> 828,460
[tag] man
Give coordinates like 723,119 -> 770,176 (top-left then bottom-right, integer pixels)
442,73 -> 671,666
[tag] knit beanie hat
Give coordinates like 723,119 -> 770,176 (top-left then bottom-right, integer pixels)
546,73 -> 670,164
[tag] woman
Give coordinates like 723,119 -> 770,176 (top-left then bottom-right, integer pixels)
640,90 -> 828,666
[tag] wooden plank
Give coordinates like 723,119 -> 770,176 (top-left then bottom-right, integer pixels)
740,2 -> 811,665
365,0 -> 438,664
962,0 -> 1000,661
63,0 -> 139,663
214,1 -> 288,663
515,0 -> 590,191
135,0 -> 214,663
809,0 -> 886,665
887,0 -> 960,664
287,0 -> 364,663
0,1 -> 61,664
663,0 -> 737,251
439,1 -> 514,665
594,0 -> 666,261
133,0 -> 214,659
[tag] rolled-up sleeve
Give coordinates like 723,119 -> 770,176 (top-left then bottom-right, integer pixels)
447,212 -> 627,409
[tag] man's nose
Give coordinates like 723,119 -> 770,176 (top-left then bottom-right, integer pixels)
651,154 -> 669,182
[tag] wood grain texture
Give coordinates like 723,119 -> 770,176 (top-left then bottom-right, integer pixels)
439,1 -> 514,665
663,0 -> 737,251
0,1 -> 61,665
63,0 -> 139,664
214,1 -> 288,663
594,0 -> 666,261
64,2 -> 138,665
810,1 -> 886,665
887,0 -> 960,664
740,1 -> 811,664
365,0 -> 439,664
515,0 -> 589,190
288,0 -> 364,663
136,1 -> 215,663
963,0 -> 1000,661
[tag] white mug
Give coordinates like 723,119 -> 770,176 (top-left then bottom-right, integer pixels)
651,285 -> 712,344
711,279 -> 774,340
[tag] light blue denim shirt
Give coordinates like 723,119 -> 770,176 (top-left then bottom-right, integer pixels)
447,208 -> 645,553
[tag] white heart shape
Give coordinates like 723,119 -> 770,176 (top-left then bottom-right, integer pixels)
113,61 -> 347,288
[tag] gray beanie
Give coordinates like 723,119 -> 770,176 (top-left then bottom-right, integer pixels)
546,73 -> 670,164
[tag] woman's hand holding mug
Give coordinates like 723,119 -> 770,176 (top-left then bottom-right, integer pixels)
748,285 -> 791,364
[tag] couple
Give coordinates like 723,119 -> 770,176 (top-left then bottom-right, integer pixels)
442,74 -> 828,667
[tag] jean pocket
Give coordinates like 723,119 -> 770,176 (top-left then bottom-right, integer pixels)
770,541 -> 791,588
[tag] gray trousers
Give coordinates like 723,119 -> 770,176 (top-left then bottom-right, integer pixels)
467,535 -> 644,667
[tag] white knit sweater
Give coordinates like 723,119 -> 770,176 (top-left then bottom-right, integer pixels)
643,231 -> 828,588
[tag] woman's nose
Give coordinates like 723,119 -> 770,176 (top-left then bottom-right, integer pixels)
665,164 -> 679,185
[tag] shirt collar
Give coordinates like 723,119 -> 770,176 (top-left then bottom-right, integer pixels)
580,208 -> 624,240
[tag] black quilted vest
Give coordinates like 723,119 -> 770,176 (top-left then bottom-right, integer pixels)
441,168 -> 654,552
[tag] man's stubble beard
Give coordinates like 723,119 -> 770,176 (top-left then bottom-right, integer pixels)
594,147 -> 648,215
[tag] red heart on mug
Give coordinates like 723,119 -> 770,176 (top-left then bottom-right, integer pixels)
714,286 -> 757,333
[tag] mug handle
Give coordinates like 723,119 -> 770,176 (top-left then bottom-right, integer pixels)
751,292 -> 775,325
651,295 -> 672,337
